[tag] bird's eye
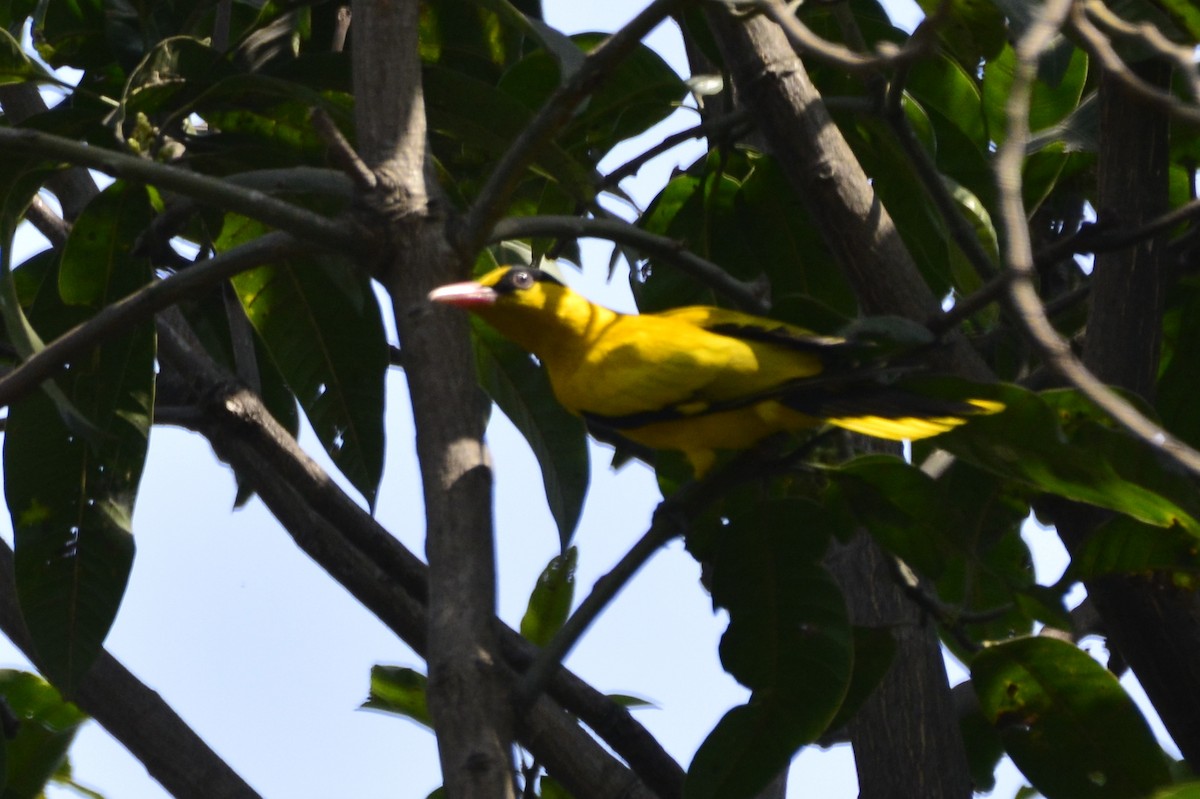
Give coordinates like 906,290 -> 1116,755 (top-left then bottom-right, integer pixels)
511,270 -> 535,289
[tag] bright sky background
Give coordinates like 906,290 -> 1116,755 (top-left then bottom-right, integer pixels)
0,2 -> 1177,798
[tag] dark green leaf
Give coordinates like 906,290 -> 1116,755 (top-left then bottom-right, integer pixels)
6,182 -> 154,694
564,33 -> 685,158
972,637 -> 1170,799
824,625 -> 896,734
220,216 -> 387,509
471,315 -> 588,547
711,500 -> 850,725
362,666 -> 432,728
1067,515 -> 1200,585
520,547 -> 577,647
686,700 -> 813,799
916,0 -> 1005,70
956,680 -> 1005,793
0,671 -> 87,799
935,383 -> 1200,536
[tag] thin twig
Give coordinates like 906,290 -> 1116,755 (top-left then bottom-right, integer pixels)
599,110 -> 752,190
514,438 -> 793,710
310,107 -> 377,192
997,0 -> 1200,478
488,214 -> 768,312
457,0 -> 682,254
759,0 -> 941,76
1068,3 -> 1200,128
0,127 -> 367,254
1035,197 -> 1200,267
1082,0 -> 1200,103
0,232 -> 304,410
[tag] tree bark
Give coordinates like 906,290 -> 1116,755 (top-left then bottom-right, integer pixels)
826,534 -> 973,799
705,9 -> 978,797
1061,60 -> 1200,769
350,2 -> 514,796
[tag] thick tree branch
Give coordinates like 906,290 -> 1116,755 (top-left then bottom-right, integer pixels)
706,5 -> 990,382
351,2 -> 512,796
1064,52 -> 1200,768
995,0 -> 1200,480
0,537 -> 260,798
0,232 -> 304,412
0,128 -> 365,254
458,0 -> 682,254
156,318 -> 675,799
705,9 -> 981,797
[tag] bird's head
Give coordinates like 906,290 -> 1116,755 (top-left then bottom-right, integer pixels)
428,266 -> 567,312
429,266 -> 608,356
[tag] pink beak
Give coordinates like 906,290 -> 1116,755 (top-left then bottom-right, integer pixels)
427,281 -> 498,308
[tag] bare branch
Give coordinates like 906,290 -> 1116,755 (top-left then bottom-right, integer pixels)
1082,0 -> 1200,103
458,0 -> 682,254
488,214 -> 768,312
758,0 -> 943,75
0,231 -> 303,412
0,128 -> 366,254
996,0 -> 1200,479
599,110 -> 752,190
156,318 -> 675,799
1068,3 -> 1200,128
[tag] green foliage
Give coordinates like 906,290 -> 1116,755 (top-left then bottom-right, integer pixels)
362,666 -> 432,729
471,314 -> 588,546
520,548 -> 577,647
5,184 -> 155,694
687,500 -> 851,799
972,637 -> 1171,799
3,0 -> 1200,794
0,670 -> 90,799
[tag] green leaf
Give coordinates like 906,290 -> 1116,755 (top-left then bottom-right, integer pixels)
916,0 -> 1006,70
711,499 -> 851,733
982,42 -> 1089,146
934,383 -> 1200,536
6,183 -> 155,694
471,315 -> 588,547
564,33 -> 686,158
520,547 -> 577,647
220,216 -> 387,509
539,775 -> 574,799
823,625 -> 896,734
1067,515 -> 1200,585
0,671 -> 87,799
972,637 -> 1171,799
956,680 -> 1005,793
685,700 -> 813,799
362,666 -> 432,728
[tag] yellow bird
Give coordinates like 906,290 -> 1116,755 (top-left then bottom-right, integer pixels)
429,266 -> 1002,475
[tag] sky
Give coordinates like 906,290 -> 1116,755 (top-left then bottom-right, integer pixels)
0,1 -> 1177,798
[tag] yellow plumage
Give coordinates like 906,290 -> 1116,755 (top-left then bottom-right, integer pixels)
429,267 -> 1001,474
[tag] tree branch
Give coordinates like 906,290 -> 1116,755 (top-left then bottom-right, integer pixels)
155,317 -> 676,799
489,214 -> 768,312
457,0 -> 683,254
351,1 -> 512,795
995,0 -> 1200,480
0,128 -> 366,254
0,232 -> 304,412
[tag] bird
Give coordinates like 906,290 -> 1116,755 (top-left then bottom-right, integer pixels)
429,266 -> 1003,475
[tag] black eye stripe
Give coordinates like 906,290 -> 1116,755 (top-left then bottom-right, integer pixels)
495,268 -> 564,293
